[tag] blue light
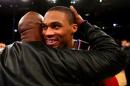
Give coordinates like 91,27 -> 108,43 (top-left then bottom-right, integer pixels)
99,0 -> 103,3
48,0 -> 57,3
70,0 -> 79,4
21,0 -> 30,2
14,29 -> 18,32
113,23 -> 117,27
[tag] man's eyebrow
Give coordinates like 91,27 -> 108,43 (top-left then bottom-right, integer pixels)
50,22 -> 62,25
42,21 -> 62,26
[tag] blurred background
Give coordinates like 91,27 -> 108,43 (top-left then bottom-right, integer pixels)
0,0 -> 130,44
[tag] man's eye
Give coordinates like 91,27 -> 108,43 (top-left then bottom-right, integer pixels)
51,24 -> 61,29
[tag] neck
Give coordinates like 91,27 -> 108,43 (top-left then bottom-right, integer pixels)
67,39 -> 77,48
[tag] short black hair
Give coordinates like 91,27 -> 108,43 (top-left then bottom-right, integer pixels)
47,6 -> 76,24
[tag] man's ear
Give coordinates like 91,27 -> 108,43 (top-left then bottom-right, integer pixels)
72,24 -> 78,33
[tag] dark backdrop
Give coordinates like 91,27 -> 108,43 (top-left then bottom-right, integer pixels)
0,0 -> 130,44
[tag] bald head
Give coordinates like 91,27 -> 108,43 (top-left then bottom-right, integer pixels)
18,11 -> 44,42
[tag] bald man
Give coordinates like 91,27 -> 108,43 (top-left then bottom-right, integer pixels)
18,11 -> 44,42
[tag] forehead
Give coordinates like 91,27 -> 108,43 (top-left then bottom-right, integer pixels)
43,11 -> 69,24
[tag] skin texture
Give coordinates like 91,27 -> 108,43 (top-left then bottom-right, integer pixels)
42,10 -> 78,48
18,11 -> 44,42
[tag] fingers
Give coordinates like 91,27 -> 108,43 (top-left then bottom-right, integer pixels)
70,5 -> 84,25
70,6 -> 78,16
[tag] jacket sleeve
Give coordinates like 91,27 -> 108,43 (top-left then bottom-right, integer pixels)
0,59 -> 5,86
64,21 -> 126,82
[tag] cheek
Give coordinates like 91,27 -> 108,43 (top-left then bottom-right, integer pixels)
60,31 -> 70,39
54,29 -> 67,37
60,27 -> 73,38
61,32 -> 72,42
56,30 -> 68,40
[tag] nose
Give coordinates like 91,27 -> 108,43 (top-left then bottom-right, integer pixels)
42,27 -> 55,38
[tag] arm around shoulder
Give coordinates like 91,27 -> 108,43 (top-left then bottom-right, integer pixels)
72,21 -> 126,81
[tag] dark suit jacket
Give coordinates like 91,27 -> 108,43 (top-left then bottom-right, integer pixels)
0,22 -> 126,86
